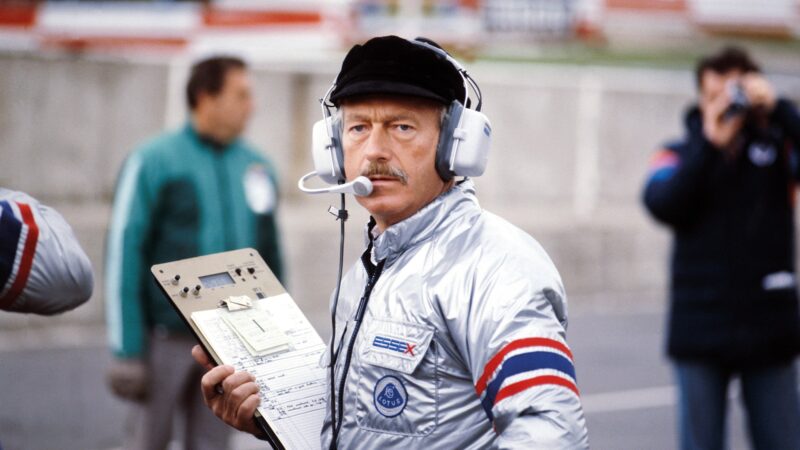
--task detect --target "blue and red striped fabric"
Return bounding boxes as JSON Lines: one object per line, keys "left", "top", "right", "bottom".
{"left": 647, "top": 149, "right": 681, "bottom": 182}
{"left": 0, "top": 200, "right": 22, "bottom": 290}
{"left": 0, "top": 200, "right": 39, "bottom": 308}
{"left": 475, "top": 337, "right": 579, "bottom": 421}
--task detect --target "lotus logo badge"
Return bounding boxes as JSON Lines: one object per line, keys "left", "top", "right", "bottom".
{"left": 373, "top": 375, "right": 407, "bottom": 418}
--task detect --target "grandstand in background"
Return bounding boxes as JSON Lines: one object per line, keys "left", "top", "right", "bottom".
{"left": 0, "top": 1, "right": 798, "bottom": 56}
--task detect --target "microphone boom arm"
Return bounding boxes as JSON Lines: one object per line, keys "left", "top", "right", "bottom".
{"left": 297, "top": 171, "right": 373, "bottom": 197}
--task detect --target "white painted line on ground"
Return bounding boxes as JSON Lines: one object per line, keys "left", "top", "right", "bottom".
{"left": 0, "top": 325, "right": 106, "bottom": 352}
{"left": 581, "top": 382, "right": 800, "bottom": 414}
{"left": 582, "top": 385, "right": 676, "bottom": 413}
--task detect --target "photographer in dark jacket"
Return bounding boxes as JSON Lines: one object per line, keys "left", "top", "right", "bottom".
{"left": 643, "top": 47, "right": 800, "bottom": 450}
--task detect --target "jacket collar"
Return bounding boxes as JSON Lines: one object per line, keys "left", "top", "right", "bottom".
{"left": 183, "top": 122, "right": 235, "bottom": 152}
{"left": 364, "top": 179, "right": 480, "bottom": 266}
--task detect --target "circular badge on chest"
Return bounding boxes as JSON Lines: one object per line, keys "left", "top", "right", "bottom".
{"left": 748, "top": 142, "right": 777, "bottom": 167}
{"left": 373, "top": 375, "right": 407, "bottom": 418}
{"left": 243, "top": 163, "right": 276, "bottom": 214}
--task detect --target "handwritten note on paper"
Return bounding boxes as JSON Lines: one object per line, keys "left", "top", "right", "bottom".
{"left": 191, "top": 293, "right": 327, "bottom": 450}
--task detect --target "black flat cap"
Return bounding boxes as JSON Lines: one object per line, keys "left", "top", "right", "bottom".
{"left": 329, "top": 35, "right": 466, "bottom": 106}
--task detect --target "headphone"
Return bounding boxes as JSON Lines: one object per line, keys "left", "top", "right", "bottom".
{"left": 299, "top": 37, "right": 492, "bottom": 195}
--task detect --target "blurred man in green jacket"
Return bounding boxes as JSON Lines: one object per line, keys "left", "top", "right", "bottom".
{"left": 105, "top": 56, "right": 284, "bottom": 450}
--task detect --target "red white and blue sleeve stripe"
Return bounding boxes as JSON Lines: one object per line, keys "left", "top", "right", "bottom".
{"left": 0, "top": 200, "right": 39, "bottom": 309}
{"left": 647, "top": 149, "right": 681, "bottom": 182}
{"left": 475, "top": 337, "right": 579, "bottom": 421}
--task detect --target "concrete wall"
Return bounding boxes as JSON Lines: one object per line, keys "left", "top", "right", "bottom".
{"left": 2, "top": 50, "right": 799, "bottom": 337}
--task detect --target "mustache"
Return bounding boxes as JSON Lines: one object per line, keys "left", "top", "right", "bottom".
{"left": 361, "top": 162, "right": 408, "bottom": 185}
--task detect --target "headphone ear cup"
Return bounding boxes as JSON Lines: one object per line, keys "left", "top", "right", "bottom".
{"left": 435, "top": 101, "right": 464, "bottom": 181}
{"left": 435, "top": 101, "right": 492, "bottom": 181}
{"left": 311, "top": 116, "right": 346, "bottom": 184}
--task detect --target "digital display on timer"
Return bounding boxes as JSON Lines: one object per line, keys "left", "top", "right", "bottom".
{"left": 199, "top": 271, "right": 235, "bottom": 289}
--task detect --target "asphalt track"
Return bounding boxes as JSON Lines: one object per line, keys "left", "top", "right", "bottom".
{"left": 0, "top": 308, "right": 790, "bottom": 450}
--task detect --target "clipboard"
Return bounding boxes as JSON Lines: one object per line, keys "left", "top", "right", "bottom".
{"left": 151, "top": 248, "right": 327, "bottom": 450}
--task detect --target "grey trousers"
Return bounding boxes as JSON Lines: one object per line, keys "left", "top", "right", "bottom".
{"left": 123, "top": 333, "right": 232, "bottom": 450}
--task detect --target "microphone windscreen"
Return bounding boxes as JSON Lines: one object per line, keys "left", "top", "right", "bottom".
{"left": 352, "top": 177, "right": 373, "bottom": 196}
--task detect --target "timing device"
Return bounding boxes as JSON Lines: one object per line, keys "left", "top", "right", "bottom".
{"left": 151, "top": 248, "right": 327, "bottom": 450}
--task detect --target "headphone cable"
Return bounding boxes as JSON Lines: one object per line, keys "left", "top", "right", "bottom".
{"left": 466, "top": 72, "right": 483, "bottom": 111}
{"left": 328, "top": 192, "right": 348, "bottom": 449}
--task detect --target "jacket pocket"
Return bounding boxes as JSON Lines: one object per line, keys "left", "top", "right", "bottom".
{"left": 354, "top": 317, "right": 438, "bottom": 436}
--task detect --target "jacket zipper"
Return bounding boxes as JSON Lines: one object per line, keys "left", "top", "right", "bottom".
{"left": 331, "top": 258, "right": 385, "bottom": 449}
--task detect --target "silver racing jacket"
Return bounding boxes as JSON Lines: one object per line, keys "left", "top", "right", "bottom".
{"left": 0, "top": 188, "right": 94, "bottom": 314}
{"left": 320, "top": 181, "right": 589, "bottom": 449}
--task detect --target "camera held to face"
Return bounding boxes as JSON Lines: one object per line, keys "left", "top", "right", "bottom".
{"left": 725, "top": 81, "right": 749, "bottom": 119}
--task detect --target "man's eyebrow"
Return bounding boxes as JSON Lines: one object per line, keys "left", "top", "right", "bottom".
{"left": 343, "top": 112, "right": 370, "bottom": 122}
{"left": 344, "top": 112, "right": 418, "bottom": 123}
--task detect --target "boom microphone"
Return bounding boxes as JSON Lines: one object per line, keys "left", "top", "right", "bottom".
{"left": 297, "top": 172, "right": 373, "bottom": 196}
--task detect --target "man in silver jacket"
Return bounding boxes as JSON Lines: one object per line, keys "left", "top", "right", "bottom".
{"left": 195, "top": 35, "right": 589, "bottom": 449}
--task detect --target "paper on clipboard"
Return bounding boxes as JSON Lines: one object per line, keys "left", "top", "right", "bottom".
{"left": 221, "top": 308, "right": 291, "bottom": 356}
{"left": 191, "top": 293, "right": 327, "bottom": 450}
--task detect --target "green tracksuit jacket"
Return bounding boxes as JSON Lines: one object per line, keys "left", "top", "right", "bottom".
{"left": 105, "top": 123, "right": 284, "bottom": 358}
